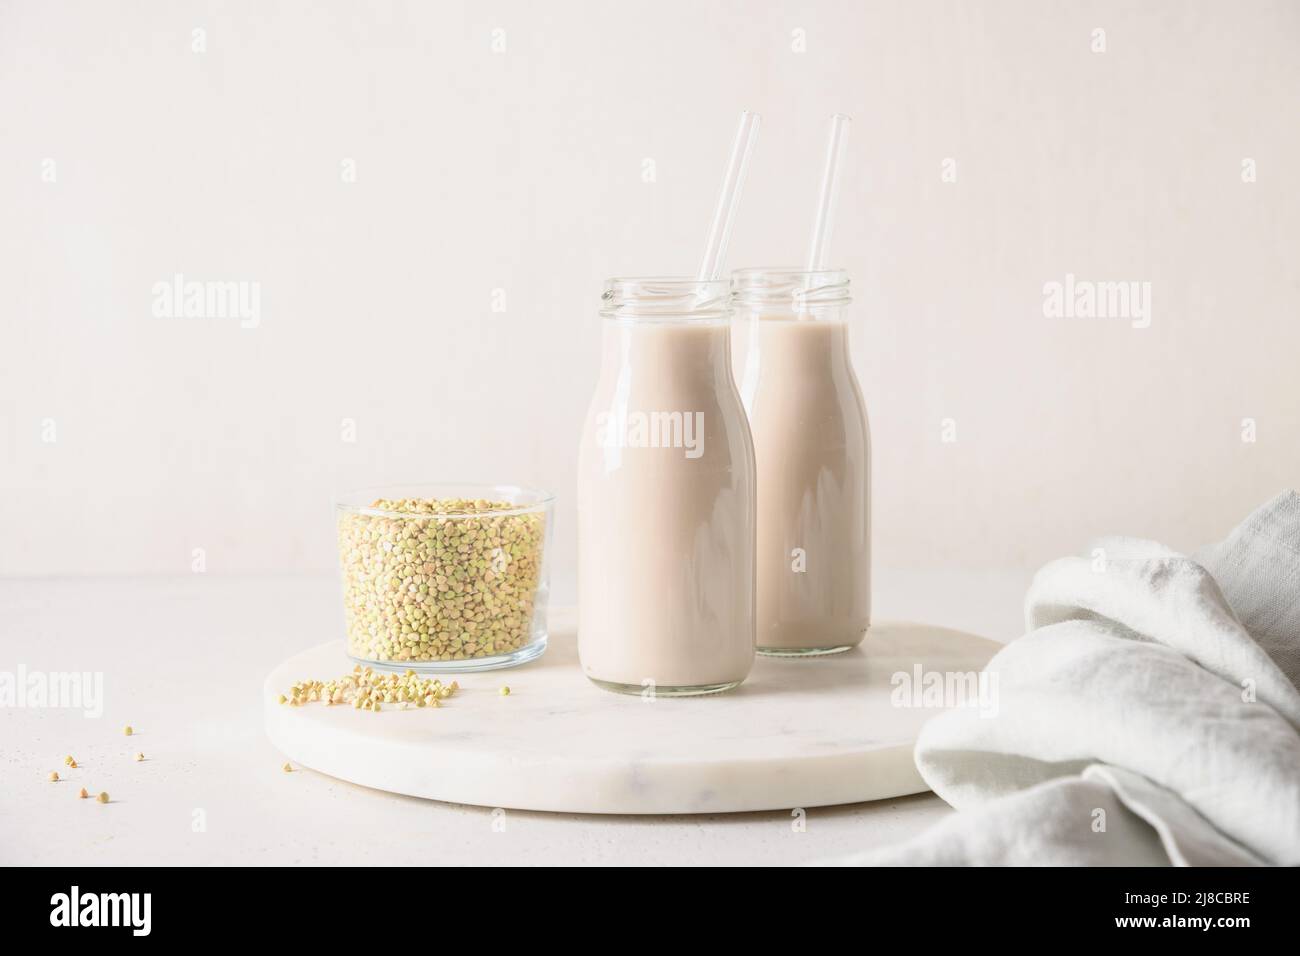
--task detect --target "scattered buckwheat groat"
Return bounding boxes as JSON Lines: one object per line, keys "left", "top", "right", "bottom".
{"left": 64, "top": 755, "right": 75, "bottom": 766}
{"left": 48, "top": 771, "right": 59, "bottom": 782}
{"left": 282, "top": 762, "right": 292, "bottom": 773}
{"left": 123, "top": 725, "right": 133, "bottom": 736}
{"left": 499, "top": 686, "right": 511, "bottom": 697}
{"left": 134, "top": 753, "right": 144, "bottom": 762}
{"left": 97, "top": 792, "right": 109, "bottom": 803}
{"left": 78, "top": 788, "right": 88, "bottom": 799}
{"left": 280, "top": 665, "right": 462, "bottom": 713}
{"left": 337, "top": 497, "right": 545, "bottom": 664}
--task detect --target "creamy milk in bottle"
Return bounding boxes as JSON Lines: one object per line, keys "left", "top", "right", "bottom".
{"left": 732, "top": 268, "right": 870, "bottom": 654}
{"left": 578, "top": 277, "right": 756, "bottom": 694}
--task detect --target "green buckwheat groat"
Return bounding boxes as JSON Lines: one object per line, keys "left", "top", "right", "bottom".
{"left": 338, "top": 497, "right": 544, "bottom": 664}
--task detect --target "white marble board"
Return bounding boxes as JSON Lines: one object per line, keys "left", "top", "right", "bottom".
{"left": 263, "top": 610, "right": 998, "bottom": 814}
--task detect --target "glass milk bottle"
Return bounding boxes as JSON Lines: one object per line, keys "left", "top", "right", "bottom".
{"left": 578, "top": 277, "right": 756, "bottom": 695}
{"left": 732, "top": 268, "right": 870, "bottom": 655}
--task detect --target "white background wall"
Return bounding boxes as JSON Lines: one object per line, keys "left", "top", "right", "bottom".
{"left": 3, "top": 0, "right": 1298, "bottom": 600}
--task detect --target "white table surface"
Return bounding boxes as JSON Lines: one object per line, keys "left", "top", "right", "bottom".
{"left": 0, "top": 570, "right": 1027, "bottom": 866}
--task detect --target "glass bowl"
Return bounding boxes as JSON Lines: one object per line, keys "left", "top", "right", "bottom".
{"left": 335, "top": 484, "right": 554, "bottom": 672}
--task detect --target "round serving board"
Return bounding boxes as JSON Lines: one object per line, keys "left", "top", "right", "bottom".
{"left": 263, "top": 609, "right": 999, "bottom": 814}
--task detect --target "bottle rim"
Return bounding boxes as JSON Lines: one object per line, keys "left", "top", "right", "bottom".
{"left": 730, "top": 267, "right": 851, "bottom": 309}
{"left": 600, "top": 276, "right": 732, "bottom": 321}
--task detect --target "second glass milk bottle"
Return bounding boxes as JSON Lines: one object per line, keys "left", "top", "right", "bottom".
{"left": 578, "top": 277, "right": 756, "bottom": 695}
{"left": 732, "top": 267, "right": 871, "bottom": 655}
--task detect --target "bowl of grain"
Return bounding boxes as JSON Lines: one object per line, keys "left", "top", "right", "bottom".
{"left": 335, "top": 484, "right": 554, "bottom": 672}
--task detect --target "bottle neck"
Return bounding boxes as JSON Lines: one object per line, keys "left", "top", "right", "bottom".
{"left": 733, "top": 305, "right": 856, "bottom": 411}
{"left": 600, "top": 317, "right": 734, "bottom": 379}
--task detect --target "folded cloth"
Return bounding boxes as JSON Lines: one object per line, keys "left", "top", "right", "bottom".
{"left": 832, "top": 491, "right": 1300, "bottom": 866}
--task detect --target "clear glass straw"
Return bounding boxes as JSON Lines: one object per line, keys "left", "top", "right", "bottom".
{"left": 805, "top": 113, "right": 851, "bottom": 272}
{"left": 697, "top": 110, "right": 762, "bottom": 281}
